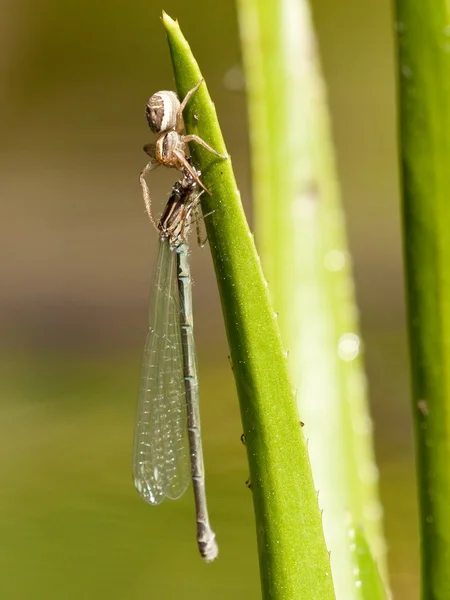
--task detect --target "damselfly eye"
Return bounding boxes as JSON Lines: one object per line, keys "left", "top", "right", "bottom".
{"left": 146, "top": 90, "right": 180, "bottom": 133}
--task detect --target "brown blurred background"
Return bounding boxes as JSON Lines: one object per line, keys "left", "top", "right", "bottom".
{"left": 0, "top": 0, "right": 417, "bottom": 598}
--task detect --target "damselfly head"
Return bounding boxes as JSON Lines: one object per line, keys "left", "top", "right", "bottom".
{"left": 146, "top": 90, "right": 180, "bottom": 134}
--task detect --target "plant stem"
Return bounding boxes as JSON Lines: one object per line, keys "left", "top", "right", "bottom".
{"left": 394, "top": 2, "right": 450, "bottom": 598}
{"left": 163, "top": 12, "right": 335, "bottom": 600}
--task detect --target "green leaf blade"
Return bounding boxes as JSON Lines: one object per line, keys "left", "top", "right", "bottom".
{"left": 350, "top": 524, "right": 390, "bottom": 600}
{"left": 163, "top": 12, "right": 336, "bottom": 600}
{"left": 236, "top": 0, "right": 389, "bottom": 598}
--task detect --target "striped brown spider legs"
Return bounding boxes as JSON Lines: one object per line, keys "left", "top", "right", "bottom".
{"left": 174, "top": 79, "right": 204, "bottom": 133}
{"left": 139, "top": 144, "right": 159, "bottom": 230}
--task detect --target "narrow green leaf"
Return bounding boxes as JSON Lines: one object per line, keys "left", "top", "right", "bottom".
{"left": 394, "top": 1, "right": 450, "bottom": 598}
{"left": 162, "top": 12, "right": 335, "bottom": 600}
{"left": 236, "top": 0, "right": 388, "bottom": 598}
{"left": 349, "top": 524, "right": 390, "bottom": 600}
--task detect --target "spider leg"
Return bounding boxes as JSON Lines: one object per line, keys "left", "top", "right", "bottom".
{"left": 139, "top": 159, "right": 160, "bottom": 230}
{"left": 173, "top": 150, "right": 212, "bottom": 196}
{"left": 176, "top": 79, "right": 204, "bottom": 132}
{"left": 183, "top": 134, "right": 228, "bottom": 159}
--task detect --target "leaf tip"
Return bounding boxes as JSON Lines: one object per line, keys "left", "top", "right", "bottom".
{"left": 162, "top": 11, "right": 177, "bottom": 29}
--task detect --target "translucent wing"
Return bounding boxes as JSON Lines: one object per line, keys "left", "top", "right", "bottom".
{"left": 132, "top": 239, "right": 190, "bottom": 505}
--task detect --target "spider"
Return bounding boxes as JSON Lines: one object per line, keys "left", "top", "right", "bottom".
{"left": 140, "top": 79, "right": 228, "bottom": 229}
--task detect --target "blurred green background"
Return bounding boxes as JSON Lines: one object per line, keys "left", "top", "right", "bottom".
{"left": 0, "top": 0, "right": 417, "bottom": 598}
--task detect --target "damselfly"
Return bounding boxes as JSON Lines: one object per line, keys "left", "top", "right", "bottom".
{"left": 132, "top": 172, "right": 218, "bottom": 562}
